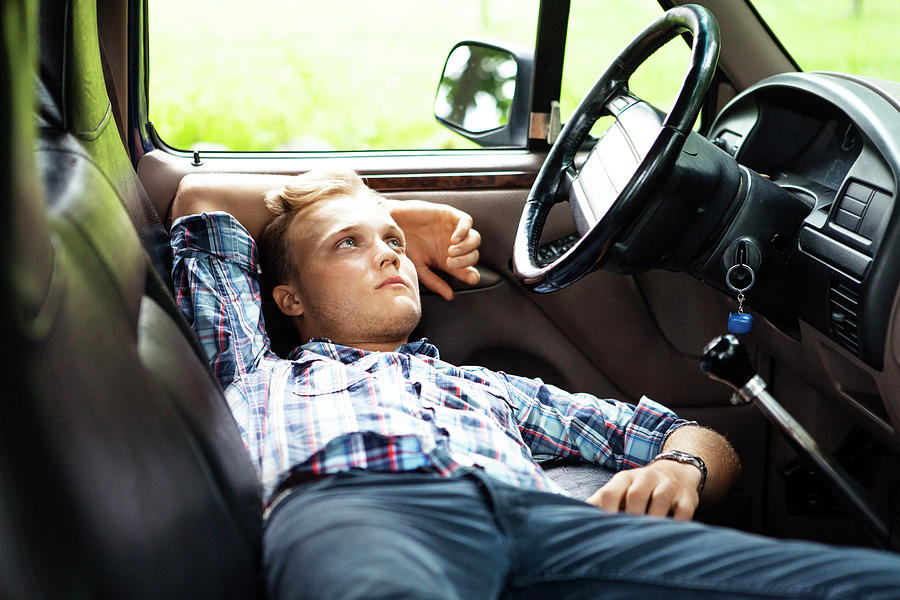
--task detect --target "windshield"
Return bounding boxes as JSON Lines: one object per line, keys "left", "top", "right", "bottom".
{"left": 751, "top": 0, "right": 900, "bottom": 81}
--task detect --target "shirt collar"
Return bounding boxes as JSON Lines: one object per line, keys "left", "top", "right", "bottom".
{"left": 288, "top": 337, "right": 440, "bottom": 363}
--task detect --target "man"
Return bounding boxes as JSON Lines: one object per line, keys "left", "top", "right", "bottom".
{"left": 171, "top": 170, "right": 900, "bottom": 599}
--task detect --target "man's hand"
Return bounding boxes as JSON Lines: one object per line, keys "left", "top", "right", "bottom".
{"left": 587, "top": 425, "right": 740, "bottom": 521}
{"left": 586, "top": 460, "right": 701, "bottom": 521}
{"left": 384, "top": 199, "right": 481, "bottom": 301}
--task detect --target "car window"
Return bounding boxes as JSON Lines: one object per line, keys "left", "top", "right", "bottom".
{"left": 560, "top": 1, "right": 691, "bottom": 128}
{"left": 750, "top": 0, "right": 900, "bottom": 81}
{"left": 149, "top": 0, "right": 539, "bottom": 152}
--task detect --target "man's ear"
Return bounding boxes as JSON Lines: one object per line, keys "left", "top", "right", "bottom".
{"left": 272, "top": 284, "right": 304, "bottom": 317}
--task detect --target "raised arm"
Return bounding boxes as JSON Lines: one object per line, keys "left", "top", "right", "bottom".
{"left": 169, "top": 173, "right": 286, "bottom": 240}
{"left": 169, "top": 173, "right": 481, "bottom": 300}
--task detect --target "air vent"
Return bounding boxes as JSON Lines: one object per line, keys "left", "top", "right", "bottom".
{"left": 829, "top": 282, "right": 861, "bottom": 356}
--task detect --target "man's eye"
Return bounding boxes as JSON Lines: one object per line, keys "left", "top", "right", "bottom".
{"left": 337, "top": 238, "right": 356, "bottom": 249}
{"left": 388, "top": 238, "right": 404, "bottom": 250}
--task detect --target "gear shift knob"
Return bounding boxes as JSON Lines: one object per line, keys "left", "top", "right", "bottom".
{"left": 700, "top": 334, "right": 756, "bottom": 391}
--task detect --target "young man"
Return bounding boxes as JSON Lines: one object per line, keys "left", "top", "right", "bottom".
{"left": 171, "top": 170, "right": 900, "bottom": 599}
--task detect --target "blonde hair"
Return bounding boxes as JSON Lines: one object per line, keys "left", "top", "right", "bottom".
{"left": 259, "top": 169, "right": 381, "bottom": 287}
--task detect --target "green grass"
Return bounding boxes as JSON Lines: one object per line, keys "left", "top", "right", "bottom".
{"left": 753, "top": 0, "right": 900, "bottom": 79}
{"left": 149, "top": 0, "right": 900, "bottom": 152}
{"left": 149, "top": 0, "right": 539, "bottom": 151}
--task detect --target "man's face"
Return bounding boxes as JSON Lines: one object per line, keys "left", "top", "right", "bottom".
{"left": 278, "top": 193, "right": 422, "bottom": 351}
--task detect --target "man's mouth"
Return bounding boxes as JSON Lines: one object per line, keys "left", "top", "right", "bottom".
{"left": 377, "top": 276, "right": 407, "bottom": 290}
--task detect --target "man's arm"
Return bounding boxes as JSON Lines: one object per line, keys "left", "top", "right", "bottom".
{"left": 169, "top": 173, "right": 481, "bottom": 300}
{"left": 496, "top": 369, "right": 738, "bottom": 520}
{"left": 169, "top": 212, "right": 269, "bottom": 389}
{"left": 587, "top": 425, "right": 740, "bottom": 520}
{"left": 169, "top": 173, "right": 286, "bottom": 239}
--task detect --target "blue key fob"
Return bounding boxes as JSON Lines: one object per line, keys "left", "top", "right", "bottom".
{"left": 728, "top": 312, "right": 754, "bottom": 334}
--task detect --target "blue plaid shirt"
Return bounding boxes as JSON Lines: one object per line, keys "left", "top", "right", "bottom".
{"left": 171, "top": 212, "right": 692, "bottom": 503}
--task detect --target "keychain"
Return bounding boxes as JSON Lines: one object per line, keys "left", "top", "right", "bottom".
{"left": 726, "top": 262, "right": 755, "bottom": 334}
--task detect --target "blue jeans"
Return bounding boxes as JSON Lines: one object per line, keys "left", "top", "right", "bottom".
{"left": 263, "top": 470, "right": 900, "bottom": 599}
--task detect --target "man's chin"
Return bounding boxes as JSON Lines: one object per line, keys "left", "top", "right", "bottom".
{"left": 387, "top": 302, "right": 422, "bottom": 338}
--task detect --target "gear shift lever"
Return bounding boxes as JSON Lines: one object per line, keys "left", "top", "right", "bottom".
{"left": 701, "top": 334, "right": 897, "bottom": 550}
{"left": 700, "top": 334, "right": 756, "bottom": 391}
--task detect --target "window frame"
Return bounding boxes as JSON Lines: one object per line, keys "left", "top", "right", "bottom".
{"left": 128, "top": 0, "right": 764, "bottom": 166}
{"left": 129, "top": 0, "right": 574, "bottom": 164}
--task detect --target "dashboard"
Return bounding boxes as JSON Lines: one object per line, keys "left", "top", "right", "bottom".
{"left": 708, "top": 72, "right": 900, "bottom": 440}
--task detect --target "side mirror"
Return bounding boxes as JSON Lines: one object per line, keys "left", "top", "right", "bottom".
{"left": 434, "top": 41, "right": 533, "bottom": 147}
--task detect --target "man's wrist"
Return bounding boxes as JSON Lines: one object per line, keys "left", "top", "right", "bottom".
{"left": 650, "top": 450, "right": 707, "bottom": 497}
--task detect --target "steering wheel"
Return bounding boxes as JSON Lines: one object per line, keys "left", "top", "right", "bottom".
{"left": 513, "top": 4, "right": 720, "bottom": 292}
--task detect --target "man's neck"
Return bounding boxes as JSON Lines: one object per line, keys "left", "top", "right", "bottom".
{"left": 349, "top": 339, "right": 409, "bottom": 353}
{"left": 296, "top": 325, "right": 408, "bottom": 354}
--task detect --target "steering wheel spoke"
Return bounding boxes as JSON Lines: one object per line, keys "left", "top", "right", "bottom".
{"left": 605, "top": 97, "right": 666, "bottom": 161}
{"left": 603, "top": 91, "right": 640, "bottom": 117}
{"left": 568, "top": 98, "right": 666, "bottom": 235}
{"left": 565, "top": 159, "right": 611, "bottom": 236}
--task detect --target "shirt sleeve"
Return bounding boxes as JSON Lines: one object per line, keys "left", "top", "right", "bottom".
{"left": 170, "top": 211, "right": 270, "bottom": 390}
{"left": 496, "top": 372, "right": 696, "bottom": 470}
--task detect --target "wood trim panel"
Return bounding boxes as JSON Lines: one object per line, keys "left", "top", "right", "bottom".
{"left": 137, "top": 148, "right": 545, "bottom": 219}
{"left": 363, "top": 171, "right": 536, "bottom": 192}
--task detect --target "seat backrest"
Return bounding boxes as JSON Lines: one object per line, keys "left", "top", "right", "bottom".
{"left": 2, "top": 0, "right": 264, "bottom": 596}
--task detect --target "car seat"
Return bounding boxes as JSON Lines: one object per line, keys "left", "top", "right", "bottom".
{"left": 1, "top": 0, "right": 264, "bottom": 596}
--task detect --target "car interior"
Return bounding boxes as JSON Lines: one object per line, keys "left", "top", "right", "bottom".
{"left": 4, "top": 0, "right": 899, "bottom": 596}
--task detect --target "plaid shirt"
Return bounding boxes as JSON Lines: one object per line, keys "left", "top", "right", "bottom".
{"left": 171, "top": 212, "right": 692, "bottom": 503}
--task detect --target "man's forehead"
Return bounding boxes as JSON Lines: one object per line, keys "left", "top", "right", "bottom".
{"left": 290, "top": 194, "right": 396, "bottom": 243}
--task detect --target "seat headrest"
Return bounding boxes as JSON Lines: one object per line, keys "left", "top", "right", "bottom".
{"left": 37, "top": 0, "right": 112, "bottom": 138}
{"left": 4, "top": 0, "right": 55, "bottom": 343}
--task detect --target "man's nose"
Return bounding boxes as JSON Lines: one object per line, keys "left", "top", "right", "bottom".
{"left": 374, "top": 241, "right": 400, "bottom": 269}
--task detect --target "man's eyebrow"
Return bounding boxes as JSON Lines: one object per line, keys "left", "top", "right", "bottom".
{"left": 324, "top": 224, "right": 362, "bottom": 240}
{"left": 386, "top": 222, "right": 406, "bottom": 243}
{"left": 318, "top": 221, "right": 405, "bottom": 246}
{"left": 304, "top": 224, "right": 357, "bottom": 251}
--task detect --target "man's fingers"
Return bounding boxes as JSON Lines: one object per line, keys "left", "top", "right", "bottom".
{"left": 449, "top": 266, "right": 480, "bottom": 286}
{"left": 417, "top": 265, "right": 453, "bottom": 301}
{"left": 587, "top": 473, "right": 630, "bottom": 512}
{"left": 647, "top": 490, "right": 696, "bottom": 520}
{"left": 440, "top": 265, "right": 480, "bottom": 289}
{"left": 449, "top": 227, "right": 481, "bottom": 257}
{"left": 447, "top": 248, "right": 480, "bottom": 271}
{"left": 623, "top": 481, "right": 653, "bottom": 515}
{"left": 670, "top": 499, "right": 696, "bottom": 521}
{"left": 417, "top": 264, "right": 480, "bottom": 301}
{"left": 646, "top": 484, "right": 678, "bottom": 518}
{"left": 450, "top": 213, "right": 474, "bottom": 244}
{"left": 586, "top": 487, "right": 623, "bottom": 513}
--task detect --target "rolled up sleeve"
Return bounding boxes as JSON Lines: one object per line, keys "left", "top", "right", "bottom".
{"left": 170, "top": 212, "right": 269, "bottom": 390}
{"left": 499, "top": 373, "right": 695, "bottom": 470}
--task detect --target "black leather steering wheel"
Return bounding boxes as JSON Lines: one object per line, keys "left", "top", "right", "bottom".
{"left": 513, "top": 4, "right": 720, "bottom": 292}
